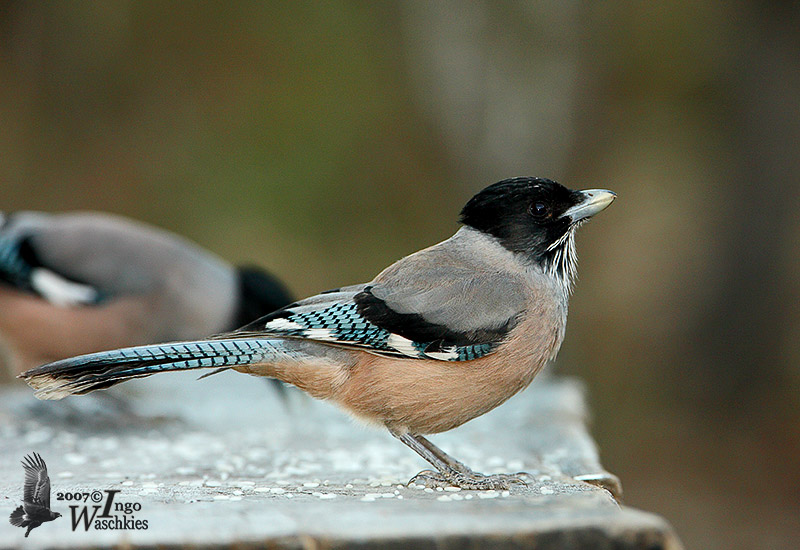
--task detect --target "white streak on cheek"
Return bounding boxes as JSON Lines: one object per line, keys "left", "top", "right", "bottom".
{"left": 544, "top": 228, "right": 578, "bottom": 296}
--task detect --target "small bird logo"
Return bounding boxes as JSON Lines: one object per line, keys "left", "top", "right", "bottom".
{"left": 8, "top": 452, "right": 61, "bottom": 537}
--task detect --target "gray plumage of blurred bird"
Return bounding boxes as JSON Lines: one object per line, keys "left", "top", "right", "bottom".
{"left": 21, "top": 177, "right": 615, "bottom": 489}
{"left": 0, "top": 211, "right": 292, "bottom": 377}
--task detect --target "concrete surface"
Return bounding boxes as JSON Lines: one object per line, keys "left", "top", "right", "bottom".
{"left": 0, "top": 370, "right": 682, "bottom": 549}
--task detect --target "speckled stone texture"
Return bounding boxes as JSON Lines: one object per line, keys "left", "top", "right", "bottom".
{"left": 0, "top": 371, "right": 681, "bottom": 549}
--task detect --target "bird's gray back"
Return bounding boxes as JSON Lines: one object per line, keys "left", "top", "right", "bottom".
{"left": 369, "top": 227, "right": 562, "bottom": 336}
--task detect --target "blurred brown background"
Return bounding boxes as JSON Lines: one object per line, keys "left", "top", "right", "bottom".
{"left": 1, "top": 2, "right": 797, "bottom": 548}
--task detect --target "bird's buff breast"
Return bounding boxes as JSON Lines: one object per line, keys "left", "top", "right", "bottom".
{"left": 335, "top": 305, "right": 566, "bottom": 434}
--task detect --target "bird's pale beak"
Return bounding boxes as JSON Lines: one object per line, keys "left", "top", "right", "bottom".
{"left": 564, "top": 189, "right": 616, "bottom": 222}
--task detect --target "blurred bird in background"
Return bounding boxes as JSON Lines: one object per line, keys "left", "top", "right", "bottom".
{"left": 0, "top": 211, "right": 293, "bottom": 381}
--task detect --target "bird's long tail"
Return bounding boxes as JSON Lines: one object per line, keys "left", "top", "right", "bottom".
{"left": 19, "top": 339, "right": 291, "bottom": 400}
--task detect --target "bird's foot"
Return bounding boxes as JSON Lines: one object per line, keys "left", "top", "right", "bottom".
{"left": 409, "top": 468, "right": 529, "bottom": 490}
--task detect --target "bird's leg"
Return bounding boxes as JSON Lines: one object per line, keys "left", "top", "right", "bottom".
{"left": 391, "top": 431, "right": 528, "bottom": 490}
{"left": 410, "top": 433, "right": 475, "bottom": 473}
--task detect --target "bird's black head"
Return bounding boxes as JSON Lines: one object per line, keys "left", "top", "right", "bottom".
{"left": 460, "top": 177, "right": 615, "bottom": 276}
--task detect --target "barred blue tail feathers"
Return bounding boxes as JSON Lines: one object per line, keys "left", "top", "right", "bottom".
{"left": 20, "top": 339, "right": 288, "bottom": 400}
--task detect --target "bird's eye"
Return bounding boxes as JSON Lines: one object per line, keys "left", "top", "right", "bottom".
{"left": 529, "top": 201, "right": 549, "bottom": 218}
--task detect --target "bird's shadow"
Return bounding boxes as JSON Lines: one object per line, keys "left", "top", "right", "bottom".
{"left": 19, "top": 391, "right": 180, "bottom": 433}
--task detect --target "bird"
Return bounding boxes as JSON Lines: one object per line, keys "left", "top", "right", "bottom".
{"left": 8, "top": 452, "right": 61, "bottom": 537}
{"left": 19, "top": 177, "right": 615, "bottom": 490}
{"left": 0, "top": 211, "right": 293, "bottom": 378}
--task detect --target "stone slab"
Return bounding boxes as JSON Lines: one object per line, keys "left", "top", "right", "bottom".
{"left": 0, "top": 371, "right": 681, "bottom": 549}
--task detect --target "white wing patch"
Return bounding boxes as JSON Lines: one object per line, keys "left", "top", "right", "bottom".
{"left": 387, "top": 333, "right": 420, "bottom": 357}
{"left": 264, "top": 318, "right": 304, "bottom": 331}
{"left": 31, "top": 268, "right": 99, "bottom": 307}
{"left": 304, "top": 328, "right": 336, "bottom": 341}
{"left": 424, "top": 349, "right": 460, "bottom": 361}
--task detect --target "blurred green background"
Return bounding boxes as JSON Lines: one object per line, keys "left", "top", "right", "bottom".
{"left": 1, "top": 2, "right": 797, "bottom": 548}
